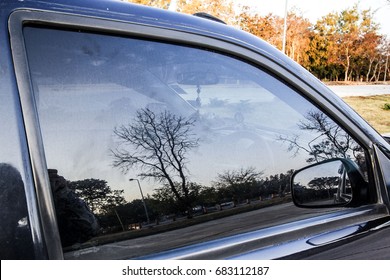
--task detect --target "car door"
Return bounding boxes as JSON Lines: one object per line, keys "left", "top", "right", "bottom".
{"left": 8, "top": 8, "right": 390, "bottom": 260}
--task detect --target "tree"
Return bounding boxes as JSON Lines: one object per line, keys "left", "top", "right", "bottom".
{"left": 379, "top": 37, "right": 390, "bottom": 82}
{"left": 238, "top": 9, "right": 283, "bottom": 50}
{"left": 257, "top": 170, "right": 294, "bottom": 199}
{"left": 126, "top": 1, "right": 386, "bottom": 81}
{"left": 310, "top": 6, "right": 380, "bottom": 81}
{"left": 115, "top": 198, "right": 158, "bottom": 225}
{"left": 308, "top": 12, "right": 342, "bottom": 80}
{"left": 358, "top": 31, "right": 382, "bottom": 81}
{"left": 214, "top": 166, "right": 262, "bottom": 187}
{"left": 124, "top": 0, "right": 170, "bottom": 9}
{"left": 112, "top": 108, "right": 199, "bottom": 218}
{"left": 238, "top": 8, "right": 312, "bottom": 67}
{"left": 284, "top": 11, "right": 312, "bottom": 66}
{"left": 125, "top": 0, "right": 236, "bottom": 25}
{"left": 68, "top": 179, "right": 126, "bottom": 215}
{"left": 308, "top": 176, "right": 339, "bottom": 190}
{"left": 152, "top": 182, "right": 205, "bottom": 215}
{"left": 213, "top": 167, "right": 263, "bottom": 205}
{"left": 337, "top": 7, "right": 360, "bottom": 81}
{"left": 279, "top": 110, "right": 365, "bottom": 168}
{"left": 178, "top": 0, "right": 235, "bottom": 25}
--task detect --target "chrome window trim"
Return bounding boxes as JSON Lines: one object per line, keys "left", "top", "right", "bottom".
{"left": 8, "top": 9, "right": 386, "bottom": 259}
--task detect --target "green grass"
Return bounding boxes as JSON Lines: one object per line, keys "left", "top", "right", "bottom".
{"left": 342, "top": 94, "right": 390, "bottom": 134}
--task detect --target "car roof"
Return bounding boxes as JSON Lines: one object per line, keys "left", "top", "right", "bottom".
{"left": 1, "top": 0, "right": 284, "bottom": 61}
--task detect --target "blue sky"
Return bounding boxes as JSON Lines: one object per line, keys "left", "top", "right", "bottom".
{"left": 237, "top": 0, "right": 390, "bottom": 37}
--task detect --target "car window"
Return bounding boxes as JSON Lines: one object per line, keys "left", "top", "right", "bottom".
{"left": 23, "top": 26, "right": 369, "bottom": 259}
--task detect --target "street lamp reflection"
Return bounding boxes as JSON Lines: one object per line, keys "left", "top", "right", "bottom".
{"left": 129, "top": 178, "right": 151, "bottom": 225}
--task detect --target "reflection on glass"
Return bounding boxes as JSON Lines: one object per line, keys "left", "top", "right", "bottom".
{"left": 23, "top": 26, "right": 367, "bottom": 259}
{"left": 278, "top": 110, "right": 366, "bottom": 169}
{"left": 112, "top": 108, "right": 199, "bottom": 218}
{"left": 292, "top": 160, "right": 352, "bottom": 207}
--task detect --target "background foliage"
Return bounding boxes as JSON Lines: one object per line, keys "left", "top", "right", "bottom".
{"left": 125, "top": 0, "right": 390, "bottom": 82}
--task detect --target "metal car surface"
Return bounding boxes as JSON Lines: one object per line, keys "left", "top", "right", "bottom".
{"left": 1, "top": 0, "right": 389, "bottom": 260}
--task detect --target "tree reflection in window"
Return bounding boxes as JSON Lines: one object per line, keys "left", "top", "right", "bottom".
{"left": 279, "top": 110, "right": 366, "bottom": 174}
{"left": 112, "top": 108, "right": 199, "bottom": 218}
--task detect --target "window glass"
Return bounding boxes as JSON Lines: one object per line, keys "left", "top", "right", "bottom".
{"left": 24, "top": 27, "right": 368, "bottom": 259}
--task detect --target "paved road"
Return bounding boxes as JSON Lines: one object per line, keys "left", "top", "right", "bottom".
{"left": 65, "top": 202, "right": 332, "bottom": 259}
{"left": 329, "top": 84, "right": 390, "bottom": 97}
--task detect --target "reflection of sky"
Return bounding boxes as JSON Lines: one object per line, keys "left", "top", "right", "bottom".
{"left": 36, "top": 83, "right": 309, "bottom": 200}
{"left": 24, "top": 26, "right": 347, "bottom": 201}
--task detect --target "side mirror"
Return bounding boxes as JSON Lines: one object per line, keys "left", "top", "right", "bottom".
{"left": 291, "top": 158, "right": 368, "bottom": 208}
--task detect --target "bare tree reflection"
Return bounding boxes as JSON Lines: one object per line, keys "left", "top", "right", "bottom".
{"left": 279, "top": 110, "right": 365, "bottom": 166}
{"left": 112, "top": 108, "right": 199, "bottom": 218}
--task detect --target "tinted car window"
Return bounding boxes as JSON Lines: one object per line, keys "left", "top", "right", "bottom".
{"left": 23, "top": 26, "right": 369, "bottom": 259}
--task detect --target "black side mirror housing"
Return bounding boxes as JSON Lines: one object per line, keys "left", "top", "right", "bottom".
{"left": 291, "top": 158, "right": 369, "bottom": 208}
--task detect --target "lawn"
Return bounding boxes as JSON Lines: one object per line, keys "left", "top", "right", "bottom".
{"left": 342, "top": 94, "right": 390, "bottom": 134}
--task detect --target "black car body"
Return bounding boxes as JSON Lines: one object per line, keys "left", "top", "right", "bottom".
{"left": 1, "top": 0, "right": 390, "bottom": 260}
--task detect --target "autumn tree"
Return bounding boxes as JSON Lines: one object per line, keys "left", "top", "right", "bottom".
{"left": 237, "top": 6, "right": 284, "bottom": 49}
{"left": 310, "top": 5, "right": 380, "bottom": 81}
{"left": 112, "top": 108, "right": 199, "bottom": 218}
{"left": 239, "top": 4, "right": 382, "bottom": 81}
{"left": 125, "top": 0, "right": 236, "bottom": 25}
{"left": 238, "top": 8, "right": 312, "bottom": 66}
{"left": 125, "top": 1, "right": 388, "bottom": 81}
{"left": 177, "top": 0, "right": 235, "bottom": 25}
{"left": 284, "top": 11, "right": 312, "bottom": 66}
{"left": 337, "top": 7, "right": 361, "bottom": 81}
{"left": 359, "top": 31, "right": 382, "bottom": 81}
{"left": 124, "top": 0, "right": 170, "bottom": 9}
{"left": 377, "top": 37, "right": 390, "bottom": 82}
